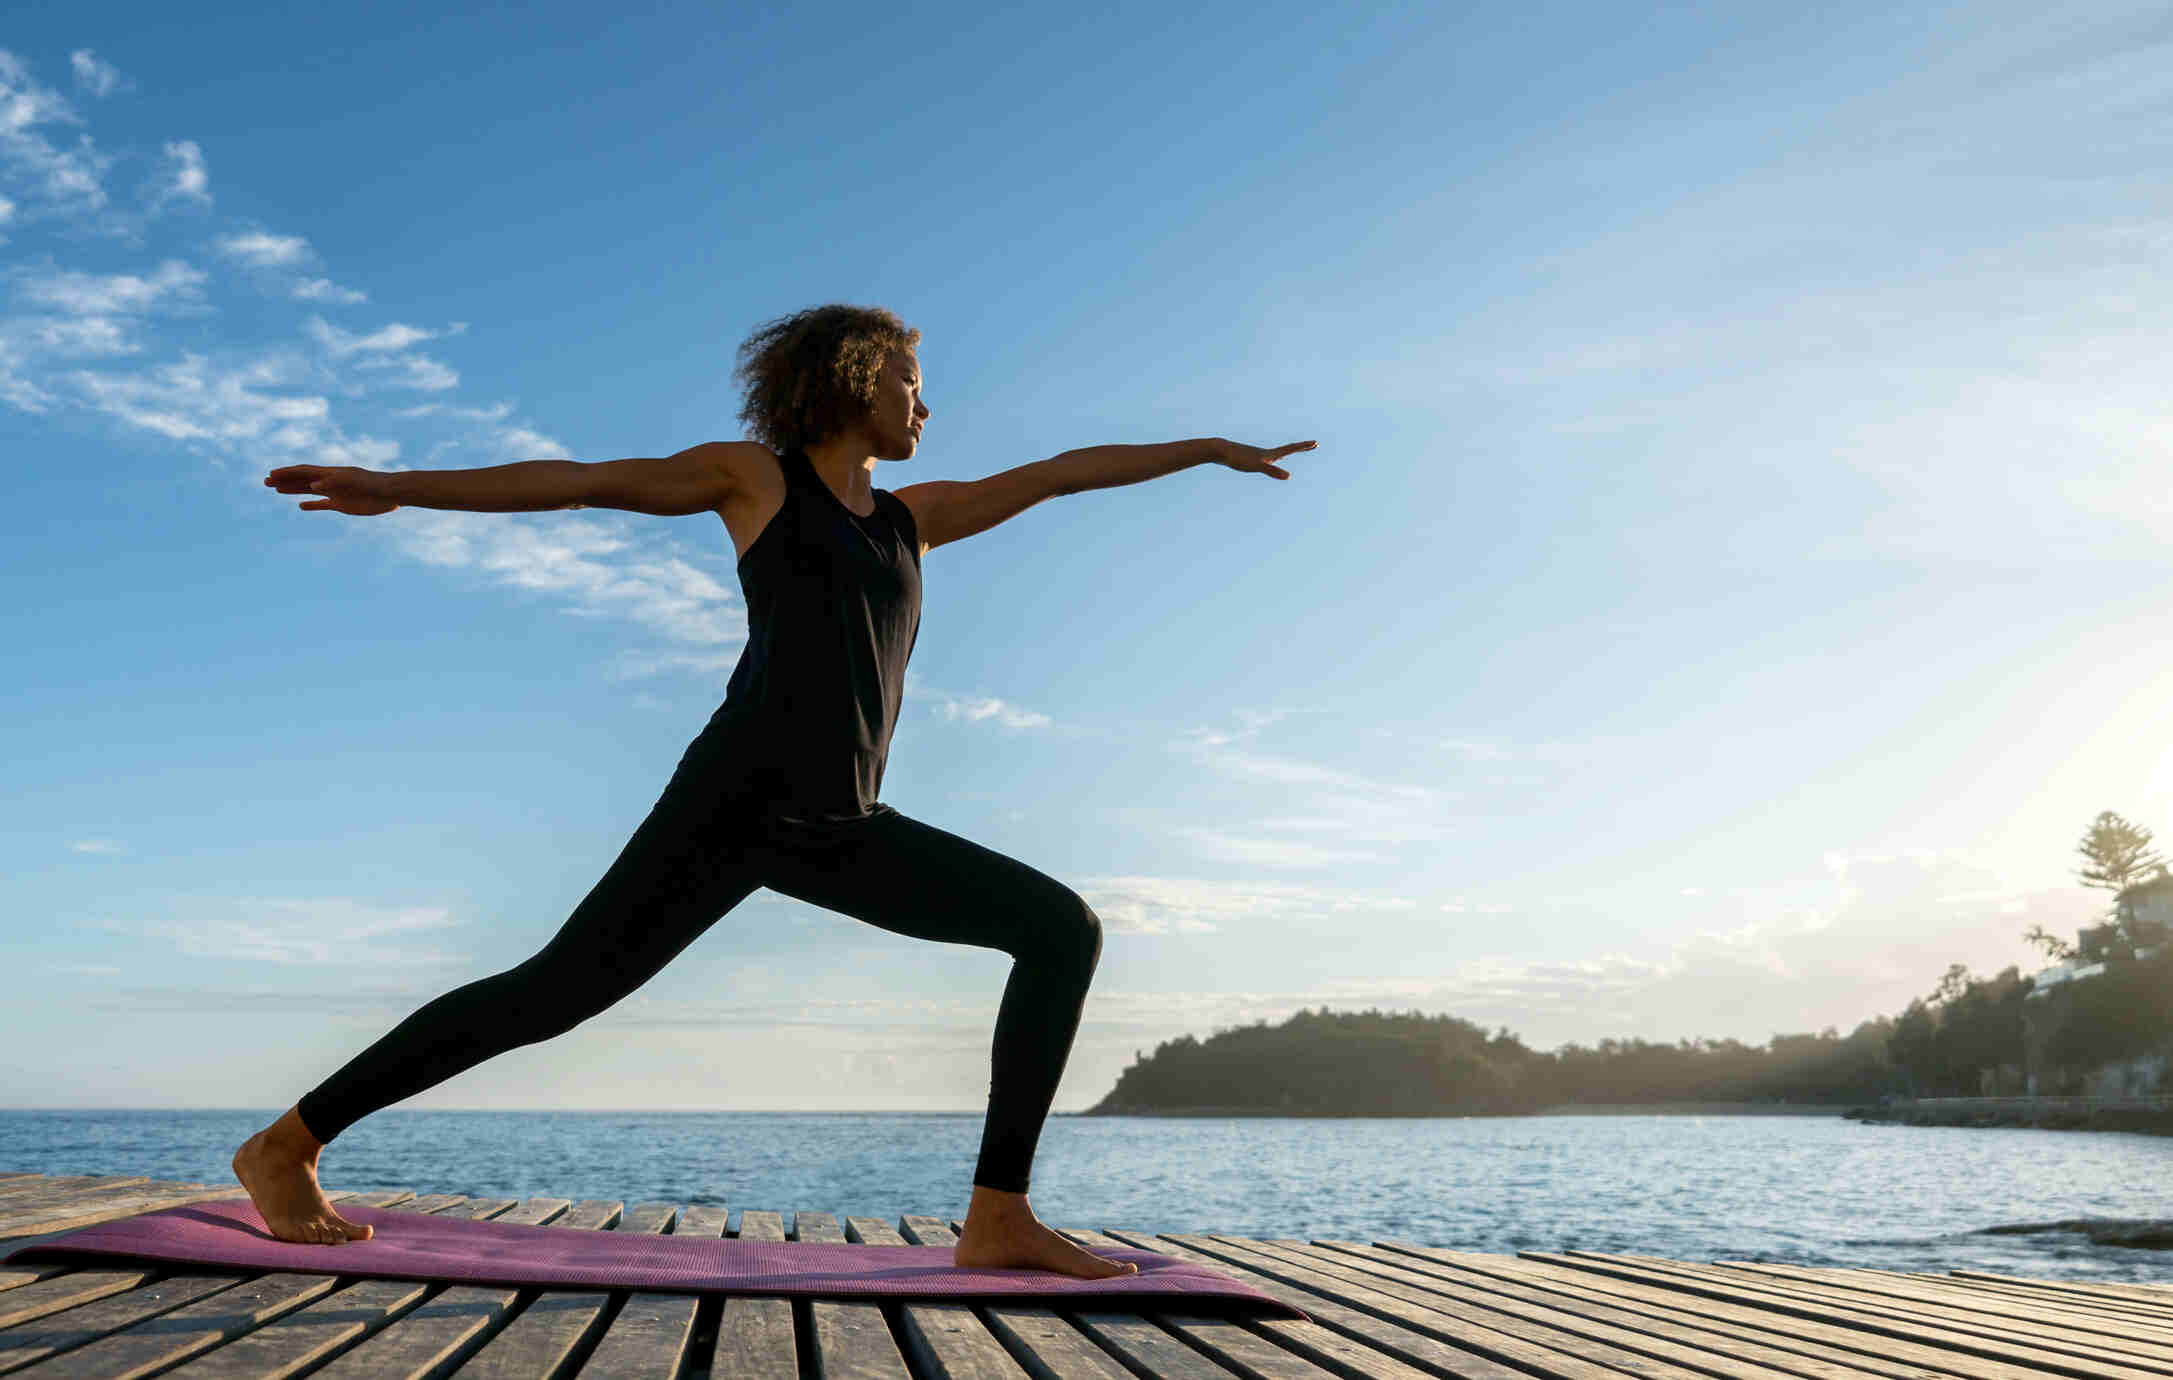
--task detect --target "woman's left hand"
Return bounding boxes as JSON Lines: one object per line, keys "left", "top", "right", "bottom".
{"left": 1213, "top": 438, "right": 1317, "bottom": 480}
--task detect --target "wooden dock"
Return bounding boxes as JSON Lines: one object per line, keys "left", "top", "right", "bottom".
{"left": 0, "top": 1170, "right": 2166, "bottom": 1378}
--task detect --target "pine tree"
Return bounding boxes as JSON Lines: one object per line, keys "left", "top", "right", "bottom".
{"left": 2076, "top": 811, "right": 2164, "bottom": 894}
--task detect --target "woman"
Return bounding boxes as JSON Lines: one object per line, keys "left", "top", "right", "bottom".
{"left": 237, "top": 303, "right": 1316, "bottom": 1278}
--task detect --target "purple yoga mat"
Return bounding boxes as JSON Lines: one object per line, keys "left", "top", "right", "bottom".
{"left": 3, "top": 1201, "right": 1308, "bottom": 1320}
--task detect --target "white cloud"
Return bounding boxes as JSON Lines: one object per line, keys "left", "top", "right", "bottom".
{"left": 217, "top": 231, "right": 309, "bottom": 267}
{"left": 38, "top": 960, "right": 120, "bottom": 978}
{"left": 1308, "top": 852, "right": 2098, "bottom": 1048}
{"left": 933, "top": 692, "right": 1052, "bottom": 731}
{"left": 0, "top": 49, "right": 110, "bottom": 215}
{"left": 155, "top": 139, "right": 208, "bottom": 207}
{"left": 357, "top": 350, "right": 458, "bottom": 390}
{"left": 301, "top": 316, "right": 461, "bottom": 390}
{"left": 306, "top": 315, "right": 444, "bottom": 355}
{"left": 1166, "top": 827, "right": 1398, "bottom": 869}
{"left": 396, "top": 400, "right": 510, "bottom": 422}
{"left": 69, "top": 838, "right": 127, "bottom": 855}
{"left": 61, "top": 350, "right": 396, "bottom": 467}
{"left": 4, "top": 314, "right": 141, "bottom": 359}
{"left": 1072, "top": 872, "right": 1418, "bottom": 937}
{"left": 16, "top": 258, "right": 205, "bottom": 315}
{"left": 387, "top": 510, "right": 739, "bottom": 647}
{"left": 495, "top": 425, "right": 566, "bottom": 456}
{"left": 292, "top": 276, "right": 364, "bottom": 304}
{"left": 68, "top": 50, "right": 125, "bottom": 99}
{"left": 123, "top": 896, "right": 468, "bottom": 967}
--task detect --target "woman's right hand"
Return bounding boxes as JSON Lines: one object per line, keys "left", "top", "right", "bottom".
{"left": 264, "top": 465, "right": 400, "bottom": 516}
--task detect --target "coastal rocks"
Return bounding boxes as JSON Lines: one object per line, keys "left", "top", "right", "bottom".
{"left": 1977, "top": 1220, "right": 2173, "bottom": 1249}
{"left": 1846, "top": 1097, "right": 2173, "bottom": 1135}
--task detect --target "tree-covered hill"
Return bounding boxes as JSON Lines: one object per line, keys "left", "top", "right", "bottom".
{"left": 1084, "top": 1007, "right": 1900, "bottom": 1115}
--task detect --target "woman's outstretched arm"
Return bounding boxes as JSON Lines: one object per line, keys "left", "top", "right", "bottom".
{"left": 264, "top": 442, "right": 743, "bottom": 517}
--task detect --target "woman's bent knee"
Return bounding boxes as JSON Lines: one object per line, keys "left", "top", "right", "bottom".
{"left": 1054, "top": 894, "right": 1103, "bottom": 976}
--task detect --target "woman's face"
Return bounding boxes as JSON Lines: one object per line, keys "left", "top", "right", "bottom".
{"left": 885, "top": 350, "right": 929, "bottom": 457}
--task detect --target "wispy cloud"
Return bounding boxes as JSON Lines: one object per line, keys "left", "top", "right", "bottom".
{"left": 292, "top": 276, "right": 364, "bottom": 304}
{"left": 932, "top": 691, "right": 1052, "bottom": 730}
{"left": 68, "top": 50, "right": 126, "bottom": 99}
{"left": 0, "top": 48, "right": 110, "bottom": 216}
{"left": 303, "top": 315, "right": 461, "bottom": 390}
{"left": 16, "top": 258, "right": 206, "bottom": 315}
{"left": 386, "top": 511, "right": 737, "bottom": 646}
{"left": 217, "top": 230, "right": 309, "bottom": 267}
{"left": 0, "top": 46, "right": 1039, "bottom": 724}
{"left": 1072, "top": 872, "right": 1421, "bottom": 936}
{"left": 115, "top": 895, "right": 470, "bottom": 967}
{"left": 68, "top": 838, "right": 127, "bottom": 855}
{"left": 305, "top": 316, "right": 448, "bottom": 355}
{"left": 154, "top": 139, "right": 208, "bottom": 208}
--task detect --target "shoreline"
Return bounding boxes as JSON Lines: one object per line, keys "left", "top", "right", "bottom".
{"left": 1847, "top": 1095, "right": 2173, "bottom": 1135}
{"left": 1079, "top": 1102, "right": 1852, "bottom": 1118}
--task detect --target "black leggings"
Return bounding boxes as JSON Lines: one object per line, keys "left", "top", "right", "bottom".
{"left": 295, "top": 756, "right": 1103, "bottom": 1194}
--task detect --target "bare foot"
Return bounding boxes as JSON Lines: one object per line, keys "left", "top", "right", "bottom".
{"left": 230, "top": 1105, "right": 373, "bottom": 1245}
{"left": 954, "top": 1185, "right": 1137, "bottom": 1280}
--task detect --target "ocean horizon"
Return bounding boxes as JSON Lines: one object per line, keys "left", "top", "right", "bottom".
{"left": 6, "top": 1107, "right": 2170, "bottom": 1285}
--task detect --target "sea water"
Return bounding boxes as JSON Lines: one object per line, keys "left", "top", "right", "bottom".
{"left": 3, "top": 1109, "right": 2169, "bottom": 1283}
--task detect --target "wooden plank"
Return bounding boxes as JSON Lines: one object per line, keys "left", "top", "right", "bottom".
{"left": 1261, "top": 1236, "right": 1824, "bottom": 1380}
{"left": 1276, "top": 1237, "right": 1868, "bottom": 1380}
{"left": 1533, "top": 1252, "right": 2171, "bottom": 1380}
{"left": 0, "top": 1178, "right": 143, "bottom": 1202}
{"left": 1681, "top": 1258, "right": 2173, "bottom": 1365}
{"left": 0, "top": 1269, "right": 248, "bottom": 1374}
{"left": 393, "top": 1194, "right": 470, "bottom": 1215}
{"left": 1151, "top": 1232, "right": 1551, "bottom": 1380}
{"left": 716, "top": 1209, "right": 798, "bottom": 1379}
{"left": 797, "top": 1207, "right": 911, "bottom": 1379}
{"left": 847, "top": 1215, "right": 1026, "bottom": 1379}
{"left": 562, "top": 1202, "right": 703, "bottom": 1378}
{"left": 1566, "top": 1252, "right": 2173, "bottom": 1374}
{"left": 1303, "top": 1241, "right": 1897, "bottom": 1380}
{"left": 447, "top": 1197, "right": 613, "bottom": 1380}
{"left": 15, "top": 1192, "right": 417, "bottom": 1380}
{"left": 153, "top": 1190, "right": 453, "bottom": 1378}
{"left": 1947, "top": 1270, "right": 2173, "bottom": 1314}
{"left": 303, "top": 1197, "right": 535, "bottom": 1379}
{"left": 1174, "top": 1233, "right": 1713, "bottom": 1380}
{"left": 166, "top": 1277, "right": 438, "bottom": 1379}
{"left": 897, "top": 1217, "right": 1135, "bottom": 1380}
{"left": 6, "top": 1271, "right": 337, "bottom": 1378}
{"left": 1390, "top": 1245, "right": 2049, "bottom": 1380}
{"left": 0, "top": 1271, "right": 157, "bottom": 1332}
{"left": 555, "top": 1201, "right": 623, "bottom": 1232}
{"left": 1104, "top": 1230, "right": 1476, "bottom": 1380}
{"left": 1066, "top": 1227, "right": 1334, "bottom": 1379}
{"left": 0, "top": 1182, "right": 254, "bottom": 1239}
{"left": 1716, "top": 1260, "right": 2173, "bottom": 1350}
{"left": 1929, "top": 1270, "right": 2173, "bottom": 1321}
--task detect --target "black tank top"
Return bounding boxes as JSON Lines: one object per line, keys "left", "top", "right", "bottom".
{"left": 699, "top": 445, "right": 921, "bottom": 821}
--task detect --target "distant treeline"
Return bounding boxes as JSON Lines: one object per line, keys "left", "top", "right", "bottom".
{"left": 1085, "top": 954, "right": 2173, "bottom": 1115}
{"left": 1088, "top": 814, "right": 2173, "bottom": 1117}
{"left": 1084, "top": 1007, "right": 1901, "bottom": 1116}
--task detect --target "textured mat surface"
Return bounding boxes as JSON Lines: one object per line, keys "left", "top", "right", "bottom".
{"left": 3, "top": 1201, "right": 1308, "bottom": 1319}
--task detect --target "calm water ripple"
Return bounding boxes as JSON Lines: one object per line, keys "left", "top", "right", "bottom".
{"left": 5, "top": 1109, "right": 2170, "bottom": 1283}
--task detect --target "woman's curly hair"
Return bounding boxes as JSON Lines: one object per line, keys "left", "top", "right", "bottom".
{"left": 733, "top": 304, "right": 921, "bottom": 455}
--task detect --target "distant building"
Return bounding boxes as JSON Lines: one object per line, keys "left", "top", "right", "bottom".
{"left": 2116, "top": 872, "right": 2173, "bottom": 953}
{"left": 2021, "top": 873, "right": 2171, "bottom": 1094}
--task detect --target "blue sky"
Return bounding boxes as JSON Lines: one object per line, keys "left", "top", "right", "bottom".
{"left": 6, "top": 2, "right": 2171, "bottom": 1112}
